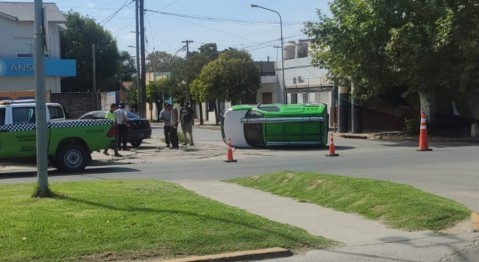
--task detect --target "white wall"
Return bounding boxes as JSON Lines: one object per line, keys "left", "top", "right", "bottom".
{"left": 0, "top": 20, "right": 33, "bottom": 57}
{"left": 0, "top": 17, "right": 63, "bottom": 92}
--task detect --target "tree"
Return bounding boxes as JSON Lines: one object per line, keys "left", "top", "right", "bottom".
{"left": 304, "top": 0, "right": 479, "bottom": 124}
{"left": 60, "top": 12, "right": 121, "bottom": 93}
{"left": 146, "top": 51, "right": 183, "bottom": 73}
{"left": 198, "top": 43, "right": 219, "bottom": 61}
{"left": 119, "top": 51, "right": 138, "bottom": 108}
{"left": 143, "top": 44, "right": 224, "bottom": 123}
{"left": 119, "top": 51, "right": 136, "bottom": 83}
{"left": 196, "top": 49, "right": 260, "bottom": 124}
{"left": 145, "top": 77, "right": 177, "bottom": 120}
{"left": 181, "top": 43, "right": 220, "bottom": 124}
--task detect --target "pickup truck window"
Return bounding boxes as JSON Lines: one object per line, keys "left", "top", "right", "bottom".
{"left": 48, "top": 106, "right": 65, "bottom": 121}
{"left": 0, "top": 108, "right": 5, "bottom": 125}
{"left": 12, "top": 107, "right": 35, "bottom": 124}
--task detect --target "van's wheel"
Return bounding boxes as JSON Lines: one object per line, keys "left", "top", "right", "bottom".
{"left": 55, "top": 143, "right": 88, "bottom": 172}
{"left": 130, "top": 140, "right": 142, "bottom": 147}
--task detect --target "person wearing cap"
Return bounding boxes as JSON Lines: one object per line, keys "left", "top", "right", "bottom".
{"left": 103, "top": 103, "right": 122, "bottom": 157}
{"left": 159, "top": 102, "right": 172, "bottom": 148}
{"left": 115, "top": 102, "right": 129, "bottom": 151}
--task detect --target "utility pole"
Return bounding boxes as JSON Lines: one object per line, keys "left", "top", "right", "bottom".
{"left": 139, "top": 0, "right": 146, "bottom": 118}
{"left": 34, "top": 0, "right": 49, "bottom": 196}
{"left": 182, "top": 40, "right": 194, "bottom": 103}
{"left": 92, "top": 43, "right": 98, "bottom": 110}
{"left": 182, "top": 40, "right": 193, "bottom": 56}
{"left": 135, "top": 0, "right": 141, "bottom": 113}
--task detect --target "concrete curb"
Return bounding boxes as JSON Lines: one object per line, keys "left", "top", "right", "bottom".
{"left": 157, "top": 247, "right": 292, "bottom": 262}
{"left": 335, "top": 132, "right": 479, "bottom": 143}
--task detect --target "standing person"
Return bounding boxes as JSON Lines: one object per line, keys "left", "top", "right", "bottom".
{"left": 169, "top": 104, "right": 179, "bottom": 149}
{"left": 180, "top": 102, "right": 195, "bottom": 146}
{"left": 115, "top": 102, "right": 129, "bottom": 151}
{"left": 103, "top": 103, "right": 122, "bottom": 157}
{"left": 159, "top": 102, "right": 172, "bottom": 148}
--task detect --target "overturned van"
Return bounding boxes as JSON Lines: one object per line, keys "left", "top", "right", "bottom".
{"left": 221, "top": 104, "right": 329, "bottom": 148}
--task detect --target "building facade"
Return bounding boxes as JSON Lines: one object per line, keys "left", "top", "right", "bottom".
{"left": 0, "top": 2, "right": 75, "bottom": 96}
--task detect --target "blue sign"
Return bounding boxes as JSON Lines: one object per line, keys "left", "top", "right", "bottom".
{"left": 0, "top": 58, "right": 76, "bottom": 77}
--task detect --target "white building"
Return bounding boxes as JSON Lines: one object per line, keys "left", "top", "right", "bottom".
{"left": 253, "top": 40, "right": 335, "bottom": 126}
{"left": 0, "top": 2, "right": 75, "bottom": 95}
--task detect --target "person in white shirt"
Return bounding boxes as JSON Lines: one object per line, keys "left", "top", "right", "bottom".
{"left": 114, "top": 102, "right": 129, "bottom": 151}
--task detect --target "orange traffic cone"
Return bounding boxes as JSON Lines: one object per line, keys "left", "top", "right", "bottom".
{"left": 224, "top": 138, "right": 237, "bottom": 162}
{"left": 326, "top": 133, "right": 339, "bottom": 157}
{"left": 417, "top": 112, "right": 432, "bottom": 151}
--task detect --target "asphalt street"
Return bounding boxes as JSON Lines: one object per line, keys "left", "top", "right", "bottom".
{"left": 1, "top": 125, "right": 478, "bottom": 261}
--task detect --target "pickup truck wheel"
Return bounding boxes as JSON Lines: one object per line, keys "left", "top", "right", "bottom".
{"left": 56, "top": 144, "right": 88, "bottom": 172}
{"left": 130, "top": 140, "right": 142, "bottom": 147}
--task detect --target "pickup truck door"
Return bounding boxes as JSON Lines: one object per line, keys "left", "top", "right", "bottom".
{"left": 0, "top": 108, "right": 8, "bottom": 159}
{"left": 0, "top": 107, "right": 37, "bottom": 159}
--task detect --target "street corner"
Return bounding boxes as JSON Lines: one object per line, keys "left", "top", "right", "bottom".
{"left": 90, "top": 142, "right": 230, "bottom": 164}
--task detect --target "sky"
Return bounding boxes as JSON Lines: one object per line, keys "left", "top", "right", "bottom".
{"left": 7, "top": 0, "right": 331, "bottom": 61}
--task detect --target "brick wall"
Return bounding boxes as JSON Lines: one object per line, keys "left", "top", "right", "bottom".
{"left": 50, "top": 92, "right": 101, "bottom": 119}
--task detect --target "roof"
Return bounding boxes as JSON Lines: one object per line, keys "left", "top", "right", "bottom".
{"left": 0, "top": 2, "right": 66, "bottom": 22}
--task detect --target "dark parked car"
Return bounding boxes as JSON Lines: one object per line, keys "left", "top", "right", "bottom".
{"left": 79, "top": 110, "right": 151, "bottom": 147}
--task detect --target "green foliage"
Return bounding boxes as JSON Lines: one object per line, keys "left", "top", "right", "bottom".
{"left": 404, "top": 116, "right": 420, "bottom": 135}
{"left": 304, "top": 0, "right": 479, "bottom": 103}
{"left": 60, "top": 12, "right": 121, "bottom": 92}
{"left": 198, "top": 43, "right": 219, "bottom": 61}
{"left": 125, "top": 84, "right": 138, "bottom": 107}
{"left": 146, "top": 51, "right": 184, "bottom": 73}
{"left": 146, "top": 77, "right": 176, "bottom": 103}
{"left": 198, "top": 49, "right": 260, "bottom": 103}
{"left": 119, "top": 51, "right": 136, "bottom": 82}
{"left": 145, "top": 43, "right": 218, "bottom": 105}
{"left": 0, "top": 180, "right": 331, "bottom": 261}
{"left": 229, "top": 171, "right": 470, "bottom": 231}
{"left": 190, "top": 79, "right": 208, "bottom": 103}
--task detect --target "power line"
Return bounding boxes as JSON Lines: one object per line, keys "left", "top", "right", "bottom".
{"left": 100, "top": 0, "right": 134, "bottom": 25}
{"left": 144, "top": 9, "right": 303, "bottom": 26}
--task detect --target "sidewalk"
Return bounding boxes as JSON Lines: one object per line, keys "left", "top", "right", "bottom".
{"left": 174, "top": 180, "right": 478, "bottom": 262}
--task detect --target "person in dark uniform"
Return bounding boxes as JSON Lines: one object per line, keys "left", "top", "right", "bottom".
{"left": 159, "top": 102, "right": 172, "bottom": 148}
{"left": 180, "top": 102, "right": 195, "bottom": 146}
{"left": 169, "top": 104, "right": 179, "bottom": 149}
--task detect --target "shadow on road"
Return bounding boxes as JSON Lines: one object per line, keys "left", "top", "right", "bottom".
{"left": 0, "top": 166, "right": 141, "bottom": 180}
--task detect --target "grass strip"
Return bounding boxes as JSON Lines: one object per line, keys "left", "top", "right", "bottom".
{"left": 227, "top": 171, "right": 470, "bottom": 231}
{"left": 0, "top": 179, "right": 332, "bottom": 262}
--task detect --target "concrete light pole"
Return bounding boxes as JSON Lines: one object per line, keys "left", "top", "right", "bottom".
{"left": 250, "top": 4, "right": 286, "bottom": 104}
{"left": 34, "top": 0, "right": 48, "bottom": 196}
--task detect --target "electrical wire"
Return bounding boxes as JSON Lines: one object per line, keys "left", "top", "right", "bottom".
{"left": 100, "top": 0, "right": 134, "bottom": 25}
{"left": 145, "top": 9, "right": 302, "bottom": 26}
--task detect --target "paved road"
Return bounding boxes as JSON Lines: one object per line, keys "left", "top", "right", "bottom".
{"left": 1, "top": 127, "right": 478, "bottom": 261}
{"left": 2, "top": 127, "right": 478, "bottom": 211}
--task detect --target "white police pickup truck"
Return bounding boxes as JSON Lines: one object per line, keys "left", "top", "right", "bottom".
{"left": 0, "top": 100, "right": 115, "bottom": 172}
